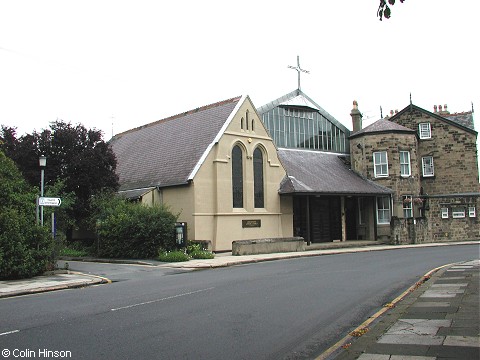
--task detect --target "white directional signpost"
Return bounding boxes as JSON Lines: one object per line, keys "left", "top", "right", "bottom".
{"left": 38, "top": 197, "right": 62, "bottom": 241}
{"left": 39, "top": 197, "right": 62, "bottom": 207}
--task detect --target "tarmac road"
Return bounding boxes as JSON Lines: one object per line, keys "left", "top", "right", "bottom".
{"left": 0, "top": 244, "right": 477, "bottom": 360}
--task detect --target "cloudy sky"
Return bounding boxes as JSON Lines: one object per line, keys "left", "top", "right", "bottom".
{"left": 1, "top": 0, "right": 478, "bottom": 140}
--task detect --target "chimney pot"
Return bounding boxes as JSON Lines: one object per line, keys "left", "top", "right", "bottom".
{"left": 350, "top": 100, "right": 362, "bottom": 132}
{"left": 434, "top": 105, "right": 437, "bottom": 112}
{"left": 439, "top": 105, "right": 443, "bottom": 112}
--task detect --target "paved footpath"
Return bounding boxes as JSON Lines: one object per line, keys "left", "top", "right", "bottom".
{"left": 0, "top": 271, "right": 108, "bottom": 298}
{"left": 331, "top": 260, "right": 480, "bottom": 360}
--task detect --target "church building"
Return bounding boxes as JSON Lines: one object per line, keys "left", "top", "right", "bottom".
{"left": 110, "top": 79, "right": 478, "bottom": 250}
{"left": 110, "top": 95, "right": 292, "bottom": 251}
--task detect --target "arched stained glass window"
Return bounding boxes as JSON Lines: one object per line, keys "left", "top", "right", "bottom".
{"left": 253, "top": 147, "right": 264, "bottom": 208}
{"left": 232, "top": 145, "right": 244, "bottom": 208}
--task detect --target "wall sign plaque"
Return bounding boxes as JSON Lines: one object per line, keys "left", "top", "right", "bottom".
{"left": 242, "top": 219, "right": 261, "bottom": 228}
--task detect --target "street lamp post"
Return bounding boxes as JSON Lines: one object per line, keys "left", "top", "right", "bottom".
{"left": 39, "top": 155, "right": 47, "bottom": 226}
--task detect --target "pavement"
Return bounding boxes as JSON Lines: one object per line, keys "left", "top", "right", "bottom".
{"left": 1, "top": 240, "right": 479, "bottom": 359}
{"left": 0, "top": 271, "right": 109, "bottom": 298}
{"left": 328, "top": 259, "right": 480, "bottom": 360}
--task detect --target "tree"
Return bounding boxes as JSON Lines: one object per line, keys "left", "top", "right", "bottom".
{"left": 378, "top": 0, "right": 405, "bottom": 21}
{"left": 0, "top": 150, "right": 54, "bottom": 279}
{"left": 1, "top": 121, "right": 119, "bottom": 236}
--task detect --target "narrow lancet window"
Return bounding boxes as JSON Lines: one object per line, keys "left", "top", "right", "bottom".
{"left": 253, "top": 147, "right": 264, "bottom": 208}
{"left": 232, "top": 145, "right": 244, "bottom": 208}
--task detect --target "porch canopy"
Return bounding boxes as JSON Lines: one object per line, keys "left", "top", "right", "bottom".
{"left": 278, "top": 148, "right": 392, "bottom": 196}
{"left": 278, "top": 148, "right": 393, "bottom": 243}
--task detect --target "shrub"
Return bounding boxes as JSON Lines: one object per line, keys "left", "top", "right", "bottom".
{"left": 158, "top": 250, "right": 190, "bottom": 262}
{"left": 59, "top": 241, "right": 91, "bottom": 257}
{"left": 185, "top": 241, "right": 214, "bottom": 259}
{"left": 186, "top": 242, "right": 202, "bottom": 254}
{"left": 0, "top": 151, "right": 54, "bottom": 279}
{"left": 96, "top": 199, "right": 178, "bottom": 259}
{"left": 190, "top": 250, "right": 215, "bottom": 259}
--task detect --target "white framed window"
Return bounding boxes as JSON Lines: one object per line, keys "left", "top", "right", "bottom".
{"left": 468, "top": 206, "right": 476, "bottom": 218}
{"left": 452, "top": 207, "right": 465, "bottom": 218}
{"left": 422, "top": 156, "right": 434, "bottom": 177}
{"left": 403, "top": 195, "right": 413, "bottom": 218}
{"left": 441, "top": 207, "right": 449, "bottom": 219}
{"left": 374, "top": 151, "right": 388, "bottom": 178}
{"left": 400, "top": 151, "right": 411, "bottom": 177}
{"left": 419, "top": 123, "right": 431, "bottom": 139}
{"left": 377, "top": 196, "right": 391, "bottom": 224}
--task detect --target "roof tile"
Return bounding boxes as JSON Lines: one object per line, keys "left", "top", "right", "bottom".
{"left": 278, "top": 148, "right": 393, "bottom": 195}
{"left": 110, "top": 96, "right": 242, "bottom": 190}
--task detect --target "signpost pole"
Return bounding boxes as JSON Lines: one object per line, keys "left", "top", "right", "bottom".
{"left": 51, "top": 212, "right": 55, "bottom": 239}
{"left": 40, "top": 166, "right": 44, "bottom": 226}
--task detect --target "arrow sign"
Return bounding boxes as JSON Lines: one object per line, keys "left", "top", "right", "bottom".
{"left": 39, "top": 197, "right": 62, "bottom": 207}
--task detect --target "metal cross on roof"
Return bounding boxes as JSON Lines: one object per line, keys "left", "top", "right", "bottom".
{"left": 288, "top": 55, "right": 310, "bottom": 91}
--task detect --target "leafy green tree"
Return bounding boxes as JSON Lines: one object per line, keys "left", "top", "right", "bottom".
{"left": 378, "top": 0, "right": 405, "bottom": 21}
{"left": 0, "top": 150, "right": 54, "bottom": 279}
{"left": 1, "top": 121, "right": 119, "bottom": 236}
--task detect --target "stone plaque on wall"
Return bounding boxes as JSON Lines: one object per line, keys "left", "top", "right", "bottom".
{"left": 242, "top": 219, "right": 261, "bottom": 228}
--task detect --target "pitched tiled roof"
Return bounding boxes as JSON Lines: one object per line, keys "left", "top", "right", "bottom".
{"left": 445, "top": 112, "right": 475, "bottom": 130}
{"left": 278, "top": 148, "right": 393, "bottom": 195}
{"left": 390, "top": 104, "right": 477, "bottom": 135}
{"left": 110, "top": 96, "right": 242, "bottom": 191}
{"left": 350, "top": 118, "right": 415, "bottom": 139}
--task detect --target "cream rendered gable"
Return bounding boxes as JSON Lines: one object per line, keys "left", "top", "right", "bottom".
{"left": 189, "top": 96, "right": 292, "bottom": 251}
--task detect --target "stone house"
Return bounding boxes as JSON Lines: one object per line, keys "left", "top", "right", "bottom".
{"left": 349, "top": 101, "right": 479, "bottom": 243}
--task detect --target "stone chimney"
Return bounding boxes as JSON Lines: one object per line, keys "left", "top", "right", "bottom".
{"left": 436, "top": 104, "right": 450, "bottom": 115}
{"left": 350, "top": 100, "right": 362, "bottom": 132}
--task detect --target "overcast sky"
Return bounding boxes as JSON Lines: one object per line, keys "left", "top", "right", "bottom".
{"left": 1, "top": 0, "right": 478, "bottom": 140}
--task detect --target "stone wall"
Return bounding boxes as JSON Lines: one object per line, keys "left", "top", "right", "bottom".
{"left": 350, "top": 132, "right": 421, "bottom": 197}
{"left": 426, "top": 196, "right": 479, "bottom": 241}
{"left": 390, "top": 196, "right": 479, "bottom": 243}
{"left": 391, "top": 217, "right": 430, "bottom": 244}
{"left": 232, "top": 237, "right": 305, "bottom": 255}
{"left": 350, "top": 107, "right": 480, "bottom": 243}
{"left": 392, "top": 108, "right": 479, "bottom": 194}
